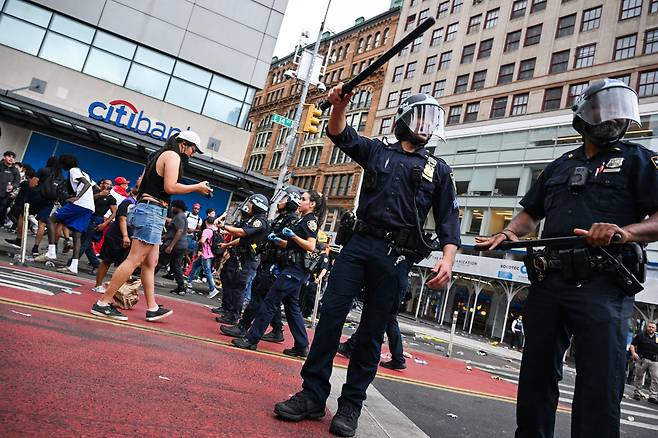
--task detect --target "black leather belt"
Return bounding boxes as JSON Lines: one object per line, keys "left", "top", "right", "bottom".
{"left": 138, "top": 199, "right": 167, "bottom": 208}
{"left": 354, "top": 220, "right": 399, "bottom": 240}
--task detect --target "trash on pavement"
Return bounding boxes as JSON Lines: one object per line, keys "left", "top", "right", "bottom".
{"left": 434, "top": 345, "right": 446, "bottom": 352}
{"left": 158, "top": 376, "right": 171, "bottom": 381}
{"left": 380, "top": 353, "right": 391, "bottom": 360}
{"left": 408, "top": 342, "right": 419, "bottom": 346}
{"left": 447, "top": 413, "right": 458, "bottom": 418}
{"left": 627, "top": 416, "right": 634, "bottom": 422}
{"left": 466, "top": 366, "right": 472, "bottom": 371}
{"left": 11, "top": 310, "right": 31, "bottom": 317}
{"left": 476, "top": 350, "right": 488, "bottom": 356}
{"left": 456, "top": 351, "right": 464, "bottom": 355}
{"left": 403, "top": 351, "right": 413, "bottom": 359}
{"left": 505, "top": 359, "right": 514, "bottom": 363}
{"left": 490, "top": 341, "right": 499, "bottom": 346}
{"left": 491, "top": 375, "right": 502, "bottom": 380}
{"left": 465, "top": 360, "right": 471, "bottom": 364}
{"left": 414, "top": 358, "right": 428, "bottom": 365}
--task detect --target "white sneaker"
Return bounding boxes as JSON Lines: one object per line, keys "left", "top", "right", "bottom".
{"left": 208, "top": 289, "right": 220, "bottom": 299}
{"left": 192, "top": 279, "right": 203, "bottom": 283}
{"left": 92, "top": 285, "right": 106, "bottom": 294}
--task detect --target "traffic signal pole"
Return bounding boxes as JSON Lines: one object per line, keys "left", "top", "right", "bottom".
{"left": 268, "top": 0, "right": 332, "bottom": 219}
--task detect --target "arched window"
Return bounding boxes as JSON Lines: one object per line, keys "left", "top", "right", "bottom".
{"left": 343, "top": 44, "right": 350, "bottom": 60}
{"left": 383, "top": 28, "right": 390, "bottom": 45}
{"left": 337, "top": 46, "right": 343, "bottom": 61}
{"left": 366, "top": 35, "right": 372, "bottom": 50}
{"left": 374, "top": 32, "right": 381, "bottom": 47}
{"left": 358, "top": 38, "right": 364, "bottom": 53}
{"left": 330, "top": 49, "right": 336, "bottom": 63}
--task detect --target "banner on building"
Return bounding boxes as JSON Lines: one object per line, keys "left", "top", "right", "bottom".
{"left": 417, "top": 252, "right": 530, "bottom": 284}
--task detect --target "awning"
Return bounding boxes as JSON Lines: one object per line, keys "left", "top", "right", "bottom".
{"left": 0, "top": 89, "right": 276, "bottom": 198}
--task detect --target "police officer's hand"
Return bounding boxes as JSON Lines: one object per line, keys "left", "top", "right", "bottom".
{"left": 267, "top": 232, "right": 278, "bottom": 241}
{"left": 281, "top": 227, "right": 296, "bottom": 238}
{"left": 631, "top": 352, "right": 640, "bottom": 362}
{"left": 327, "top": 83, "right": 355, "bottom": 110}
{"left": 573, "top": 223, "right": 630, "bottom": 247}
{"left": 474, "top": 231, "right": 517, "bottom": 251}
{"left": 427, "top": 259, "right": 452, "bottom": 289}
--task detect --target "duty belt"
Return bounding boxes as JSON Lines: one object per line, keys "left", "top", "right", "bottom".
{"left": 641, "top": 354, "right": 658, "bottom": 361}
{"left": 355, "top": 220, "right": 404, "bottom": 241}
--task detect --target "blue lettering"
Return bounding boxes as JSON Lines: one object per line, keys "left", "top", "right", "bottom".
{"left": 88, "top": 101, "right": 183, "bottom": 142}
{"left": 88, "top": 101, "right": 107, "bottom": 120}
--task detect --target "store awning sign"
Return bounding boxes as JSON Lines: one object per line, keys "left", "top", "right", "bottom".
{"left": 87, "top": 99, "right": 182, "bottom": 140}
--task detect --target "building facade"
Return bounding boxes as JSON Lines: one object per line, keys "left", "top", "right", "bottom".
{"left": 0, "top": 0, "right": 286, "bottom": 211}
{"left": 243, "top": 7, "right": 400, "bottom": 231}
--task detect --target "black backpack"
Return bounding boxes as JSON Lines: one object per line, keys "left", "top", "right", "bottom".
{"left": 39, "top": 172, "right": 71, "bottom": 202}
{"left": 211, "top": 229, "right": 225, "bottom": 256}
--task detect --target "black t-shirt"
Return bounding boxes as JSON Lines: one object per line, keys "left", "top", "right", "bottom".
{"left": 631, "top": 331, "right": 658, "bottom": 358}
{"left": 94, "top": 194, "right": 117, "bottom": 217}
{"left": 105, "top": 199, "right": 134, "bottom": 241}
{"left": 162, "top": 211, "right": 188, "bottom": 250}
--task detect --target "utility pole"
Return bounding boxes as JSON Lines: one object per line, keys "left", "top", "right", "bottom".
{"left": 268, "top": 0, "right": 332, "bottom": 219}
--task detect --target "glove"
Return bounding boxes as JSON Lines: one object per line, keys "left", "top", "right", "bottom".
{"left": 267, "top": 232, "right": 278, "bottom": 241}
{"left": 282, "top": 227, "right": 296, "bottom": 238}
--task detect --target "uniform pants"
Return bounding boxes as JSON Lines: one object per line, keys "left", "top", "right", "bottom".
{"left": 515, "top": 276, "right": 633, "bottom": 438}
{"left": 633, "top": 358, "right": 658, "bottom": 399}
{"left": 247, "top": 267, "right": 308, "bottom": 348}
{"left": 511, "top": 331, "right": 525, "bottom": 350}
{"left": 300, "top": 233, "right": 412, "bottom": 410}
{"left": 239, "top": 264, "right": 282, "bottom": 331}
{"left": 156, "top": 247, "right": 186, "bottom": 289}
{"left": 345, "top": 313, "right": 405, "bottom": 364}
{"left": 219, "top": 258, "right": 250, "bottom": 320}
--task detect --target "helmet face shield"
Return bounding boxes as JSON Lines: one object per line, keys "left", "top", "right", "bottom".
{"left": 573, "top": 86, "right": 641, "bottom": 127}
{"left": 271, "top": 188, "right": 301, "bottom": 209}
{"left": 400, "top": 104, "right": 445, "bottom": 140}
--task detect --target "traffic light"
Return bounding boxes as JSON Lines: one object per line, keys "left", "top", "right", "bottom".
{"left": 302, "top": 103, "right": 322, "bottom": 134}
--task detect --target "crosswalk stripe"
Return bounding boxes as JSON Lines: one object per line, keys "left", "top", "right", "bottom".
{"left": 620, "top": 419, "right": 658, "bottom": 430}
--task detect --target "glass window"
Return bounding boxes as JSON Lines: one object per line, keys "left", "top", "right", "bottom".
{"left": 550, "top": 50, "right": 570, "bottom": 73}
{"left": 614, "top": 34, "right": 637, "bottom": 60}
{"left": 387, "top": 91, "right": 398, "bottom": 108}
{"left": 49, "top": 14, "right": 94, "bottom": 43}
{"left": 0, "top": 14, "right": 45, "bottom": 55}
{"left": 419, "top": 83, "right": 431, "bottom": 94}
{"left": 125, "top": 63, "right": 170, "bottom": 99}
{"left": 203, "top": 91, "right": 243, "bottom": 125}
{"left": 210, "top": 74, "right": 247, "bottom": 101}
{"left": 574, "top": 44, "right": 596, "bottom": 68}
{"left": 581, "top": 6, "right": 602, "bottom": 32}
{"left": 92, "top": 31, "right": 136, "bottom": 59}
{"left": 531, "top": 0, "right": 547, "bottom": 13}
{"left": 468, "top": 14, "right": 481, "bottom": 34}
{"left": 4, "top": 0, "right": 51, "bottom": 27}
{"left": 490, "top": 97, "right": 508, "bottom": 118}
{"left": 165, "top": 77, "right": 207, "bottom": 113}
{"left": 405, "top": 61, "right": 416, "bottom": 79}
{"left": 542, "top": 87, "right": 562, "bottom": 110}
{"left": 471, "top": 70, "right": 486, "bottom": 90}
{"left": 173, "top": 61, "right": 211, "bottom": 87}
{"left": 505, "top": 30, "right": 521, "bottom": 52}
{"left": 446, "top": 22, "right": 458, "bottom": 41}
{"left": 430, "top": 28, "right": 443, "bottom": 46}
{"left": 438, "top": 1, "right": 449, "bottom": 18}
{"left": 498, "top": 63, "right": 515, "bottom": 85}
{"left": 447, "top": 105, "right": 462, "bottom": 125}
{"left": 478, "top": 38, "right": 493, "bottom": 59}
{"left": 638, "top": 69, "right": 658, "bottom": 97}
{"left": 510, "top": 0, "right": 527, "bottom": 19}
{"left": 484, "top": 8, "right": 499, "bottom": 28}
{"left": 518, "top": 58, "right": 536, "bottom": 80}
{"left": 454, "top": 74, "right": 469, "bottom": 93}
{"left": 393, "top": 65, "right": 404, "bottom": 82}
{"left": 511, "top": 93, "right": 529, "bottom": 115}
{"left": 556, "top": 14, "right": 576, "bottom": 38}
{"left": 645, "top": 28, "right": 658, "bottom": 54}
{"left": 134, "top": 46, "right": 174, "bottom": 73}
{"left": 83, "top": 48, "right": 130, "bottom": 85}
{"left": 524, "top": 24, "right": 542, "bottom": 46}
{"left": 238, "top": 104, "right": 251, "bottom": 129}
{"left": 464, "top": 102, "right": 479, "bottom": 122}
{"left": 379, "top": 118, "right": 392, "bottom": 135}
{"left": 439, "top": 50, "right": 452, "bottom": 69}
{"left": 652, "top": 0, "right": 658, "bottom": 13}
{"left": 567, "top": 82, "right": 588, "bottom": 107}
{"left": 620, "top": 0, "right": 643, "bottom": 20}
{"left": 39, "top": 32, "right": 89, "bottom": 70}
{"left": 433, "top": 80, "right": 446, "bottom": 97}
{"left": 461, "top": 43, "right": 475, "bottom": 64}
{"left": 424, "top": 56, "right": 437, "bottom": 74}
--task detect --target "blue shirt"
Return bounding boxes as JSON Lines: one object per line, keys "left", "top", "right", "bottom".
{"left": 327, "top": 126, "right": 461, "bottom": 248}
{"left": 520, "top": 141, "right": 658, "bottom": 238}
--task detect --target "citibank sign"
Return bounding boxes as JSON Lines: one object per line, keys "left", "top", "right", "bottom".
{"left": 88, "top": 99, "right": 182, "bottom": 140}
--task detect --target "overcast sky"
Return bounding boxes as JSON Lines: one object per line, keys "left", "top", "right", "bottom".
{"left": 273, "top": 0, "right": 392, "bottom": 58}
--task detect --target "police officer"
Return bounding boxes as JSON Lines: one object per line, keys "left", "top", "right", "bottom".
{"left": 273, "top": 86, "right": 460, "bottom": 437}
{"left": 232, "top": 190, "right": 323, "bottom": 356}
{"left": 219, "top": 187, "right": 300, "bottom": 341}
{"left": 630, "top": 321, "right": 658, "bottom": 404}
{"left": 475, "top": 78, "right": 658, "bottom": 437}
{"left": 214, "top": 194, "right": 270, "bottom": 325}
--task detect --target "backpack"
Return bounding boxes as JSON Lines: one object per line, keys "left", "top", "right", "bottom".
{"left": 39, "top": 172, "right": 71, "bottom": 202}
{"left": 211, "top": 229, "right": 225, "bottom": 257}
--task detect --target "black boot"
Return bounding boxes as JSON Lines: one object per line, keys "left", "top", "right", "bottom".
{"left": 336, "top": 342, "right": 351, "bottom": 358}
{"left": 220, "top": 324, "right": 246, "bottom": 338}
{"left": 262, "top": 329, "right": 285, "bottom": 343}
{"left": 283, "top": 346, "right": 308, "bottom": 358}
{"left": 232, "top": 337, "right": 257, "bottom": 350}
{"left": 216, "top": 314, "right": 238, "bottom": 324}
{"left": 274, "top": 391, "right": 325, "bottom": 421}
{"left": 379, "top": 359, "right": 406, "bottom": 370}
{"left": 329, "top": 403, "right": 360, "bottom": 437}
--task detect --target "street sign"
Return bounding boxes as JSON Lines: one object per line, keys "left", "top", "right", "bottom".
{"left": 271, "top": 114, "right": 294, "bottom": 128}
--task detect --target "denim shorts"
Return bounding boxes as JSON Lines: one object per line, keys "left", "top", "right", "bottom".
{"left": 128, "top": 202, "right": 167, "bottom": 245}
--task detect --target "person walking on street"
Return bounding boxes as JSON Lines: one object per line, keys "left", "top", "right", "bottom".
{"left": 156, "top": 199, "right": 188, "bottom": 295}
{"left": 511, "top": 315, "right": 525, "bottom": 351}
{"left": 630, "top": 321, "right": 658, "bottom": 405}
{"left": 0, "top": 150, "right": 21, "bottom": 228}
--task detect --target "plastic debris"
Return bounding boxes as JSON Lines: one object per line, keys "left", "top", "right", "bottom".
{"left": 627, "top": 416, "right": 634, "bottom": 422}
{"left": 486, "top": 365, "right": 496, "bottom": 370}
{"left": 414, "top": 358, "right": 428, "bottom": 365}
{"left": 456, "top": 351, "right": 464, "bottom": 355}
{"left": 408, "top": 342, "right": 419, "bottom": 346}
{"left": 490, "top": 341, "right": 499, "bottom": 346}
{"left": 465, "top": 360, "right": 471, "bottom": 364}
{"left": 491, "top": 375, "right": 502, "bottom": 380}
{"left": 447, "top": 413, "right": 458, "bottom": 418}
{"left": 477, "top": 350, "right": 488, "bottom": 356}
{"left": 380, "top": 353, "right": 391, "bottom": 360}
{"left": 402, "top": 351, "right": 413, "bottom": 359}
{"left": 11, "top": 310, "right": 31, "bottom": 317}
{"left": 466, "top": 366, "right": 472, "bottom": 371}
{"left": 158, "top": 376, "right": 171, "bottom": 381}
{"left": 505, "top": 359, "right": 514, "bottom": 363}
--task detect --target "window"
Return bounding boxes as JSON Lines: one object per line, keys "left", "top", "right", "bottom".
{"left": 125, "top": 64, "right": 170, "bottom": 99}
{"left": 374, "top": 32, "right": 381, "bottom": 48}
{"left": 447, "top": 105, "right": 462, "bottom": 124}
{"left": 387, "top": 91, "right": 399, "bottom": 108}
{"left": 165, "top": 78, "right": 207, "bottom": 112}
{"left": 639, "top": 69, "right": 658, "bottom": 96}
{"left": 478, "top": 38, "right": 493, "bottom": 59}
{"left": 484, "top": 8, "right": 499, "bottom": 28}
{"left": 419, "top": 8, "right": 430, "bottom": 22}
{"left": 574, "top": 44, "right": 596, "bottom": 68}
{"left": 379, "top": 118, "right": 392, "bottom": 135}
{"left": 567, "top": 82, "right": 588, "bottom": 107}
{"left": 525, "top": 24, "right": 542, "bottom": 46}
{"left": 439, "top": 50, "right": 452, "bottom": 69}
{"left": 542, "top": 87, "right": 562, "bottom": 110}
{"left": 438, "top": 1, "right": 450, "bottom": 18}
{"left": 419, "top": 83, "right": 432, "bottom": 94}
{"left": 452, "top": 0, "right": 464, "bottom": 14}
{"left": 652, "top": 0, "right": 658, "bottom": 13}
{"left": 581, "top": 6, "right": 602, "bottom": 32}
{"left": 531, "top": 0, "right": 547, "bottom": 13}
{"left": 494, "top": 179, "right": 520, "bottom": 196}
{"left": 424, "top": 55, "right": 437, "bottom": 74}
{"left": 518, "top": 58, "right": 536, "bottom": 80}
{"left": 611, "top": 74, "right": 631, "bottom": 86}
{"left": 468, "top": 14, "right": 481, "bottom": 34}
{"left": 550, "top": 50, "right": 570, "bottom": 73}
{"left": 490, "top": 97, "right": 508, "bottom": 118}
{"left": 410, "top": 36, "right": 423, "bottom": 53}
{"left": 433, "top": 80, "right": 446, "bottom": 97}
{"left": 454, "top": 74, "right": 469, "bottom": 93}
{"left": 614, "top": 34, "right": 637, "bottom": 60}
{"left": 430, "top": 28, "right": 444, "bottom": 46}
{"left": 511, "top": 0, "right": 527, "bottom": 19}
{"left": 498, "top": 63, "right": 515, "bottom": 84}
{"left": 393, "top": 65, "right": 403, "bottom": 82}
{"left": 446, "top": 22, "right": 458, "bottom": 41}
{"left": 511, "top": 93, "right": 529, "bottom": 115}
{"left": 471, "top": 70, "right": 486, "bottom": 90}
{"left": 405, "top": 61, "right": 417, "bottom": 79}
{"left": 39, "top": 31, "right": 90, "bottom": 71}
{"left": 645, "top": 28, "right": 658, "bottom": 54}
{"left": 405, "top": 14, "right": 416, "bottom": 31}
{"left": 270, "top": 151, "right": 282, "bottom": 170}
{"left": 556, "top": 14, "right": 576, "bottom": 38}
{"left": 464, "top": 102, "right": 480, "bottom": 122}
{"left": 400, "top": 88, "right": 412, "bottom": 104}
{"left": 505, "top": 30, "right": 521, "bottom": 52}
{"left": 620, "top": 0, "right": 643, "bottom": 20}
{"left": 461, "top": 43, "right": 476, "bottom": 64}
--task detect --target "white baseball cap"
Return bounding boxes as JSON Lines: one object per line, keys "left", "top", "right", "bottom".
{"left": 177, "top": 130, "right": 203, "bottom": 154}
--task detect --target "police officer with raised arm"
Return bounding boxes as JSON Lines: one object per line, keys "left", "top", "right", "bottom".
{"left": 273, "top": 84, "right": 461, "bottom": 437}
{"left": 476, "top": 79, "right": 658, "bottom": 438}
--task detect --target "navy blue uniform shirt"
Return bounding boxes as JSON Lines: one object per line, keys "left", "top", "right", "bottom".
{"left": 286, "top": 212, "right": 318, "bottom": 253}
{"left": 631, "top": 330, "right": 658, "bottom": 358}
{"left": 327, "top": 125, "right": 461, "bottom": 247}
{"left": 520, "top": 141, "right": 658, "bottom": 238}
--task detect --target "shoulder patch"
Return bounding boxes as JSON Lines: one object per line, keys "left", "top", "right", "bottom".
{"left": 252, "top": 219, "right": 262, "bottom": 228}
{"left": 308, "top": 220, "right": 318, "bottom": 232}
{"left": 652, "top": 156, "right": 658, "bottom": 170}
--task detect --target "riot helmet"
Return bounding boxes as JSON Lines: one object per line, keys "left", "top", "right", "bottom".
{"left": 271, "top": 186, "right": 301, "bottom": 212}
{"left": 240, "top": 193, "right": 269, "bottom": 216}
{"left": 394, "top": 94, "right": 445, "bottom": 147}
{"left": 572, "top": 78, "right": 641, "bottom": 148}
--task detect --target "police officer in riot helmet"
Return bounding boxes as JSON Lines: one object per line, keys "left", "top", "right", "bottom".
{"left": 219, "top": 187, "right": 300, "bottom": 341}
{"left": 273, "top": 85, "right": 460, "bottom": 436}
{"left": 214, "top": 194, "right": 270, "bottom": 325}
{"left": 476, "top": 78, "right": 658, "bottom": 437}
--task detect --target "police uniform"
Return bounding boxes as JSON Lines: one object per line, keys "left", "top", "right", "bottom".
{"left": 236, "top": 211, "right": 298, "bottom": 333}
{"left": 219, "top": 214, "right": 269, "bottom": 322}
{"left": 631, "top": 329, "right": 658, "bottom": 401}
{"left": 300, "top": 125, "right": 460, "bottom": 411}
{"left": 516, "top": 140, "right": 658, "bottom": 437}
{"left": 301, "top": 252, "right": 330, "bottom": 318}
{"left": 244, "top": 212, "right": 318, "bottom": 349}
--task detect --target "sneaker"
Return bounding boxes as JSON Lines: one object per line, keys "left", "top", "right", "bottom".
{"left": 5, "top": 238, "right": 21, "bottom": 248}
{"left": 91, "top": 285, "right": 106, "bottom": 294}
{"left": 146, "top": 306, "right": 173, "bottom": 322}
{"left": 329, "top": 403, "right": 361, "bottom": 437}
{"left": 169, "top": 287, "right": 185, "bottom": 295}
{"left": 34, "top": 253, "right": 55, "bottom": 263}
{"left": 232, "top": 337, "right": 258, "bottom": 350}
{"left": 634, "top": 393, "right": 643, "bottom": 401}
{"left": 62, "top": 240, "right": 73, "bottom": 254}
{"left": 336, "top": 342, "right": 352, "bottom": 359}
{"left": 91, "top": 302, "right": 127, "bottom": 321}
{"left": 274, "top": 391, "right": 326, "bottom": 421}
{"left": 208, "top": 288, "right": 220, "bottom": 299}
{"left": 193, "top": 278, "right": 203, "bottom": 283}
{"left": 31, "top": 245, "right": 39, "bottom": 256}
{"left": 379, "top": 360, "right": 406, "bottom": 370}
{"left": 262, "top": 330, "right": 285, "bottom": 343}
{"left": 56, "top": 266, "right": 78, "bottom": 276}
{"left": 219, "top": 324, "right": 246, "bottom": 338}
{"left": 649, "top": 397, "right": 658, "bottom": 405}
{"left": 283, "top": 346, "right": 308, "bottom": 358}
